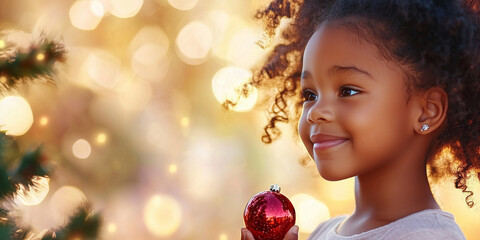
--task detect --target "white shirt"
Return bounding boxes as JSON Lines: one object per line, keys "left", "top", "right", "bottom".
{"left": 308, "top": 209, "right": 466, "bottom": 240}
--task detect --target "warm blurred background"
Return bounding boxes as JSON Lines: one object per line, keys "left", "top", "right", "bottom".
{"left": 0, "top": 0, "right": 478, "bottom": 239}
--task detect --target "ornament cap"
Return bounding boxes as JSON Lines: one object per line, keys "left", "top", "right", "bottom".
{"left": 270, "top": 184, "right": 281, "bottom": 193}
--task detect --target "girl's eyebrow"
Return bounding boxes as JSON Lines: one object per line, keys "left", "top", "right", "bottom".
{"left": 300, "top": 71, "right": 311, "bottom": 80}
{"left": 329, "top": 65, "right": 374, "bottom": 80}
{"left": 301, "top": 65, "right": 374, "bottom": 82}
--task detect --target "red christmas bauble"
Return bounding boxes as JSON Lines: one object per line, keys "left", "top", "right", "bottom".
{"left": 243, "top": 184, "right": 296, "bottom": 240}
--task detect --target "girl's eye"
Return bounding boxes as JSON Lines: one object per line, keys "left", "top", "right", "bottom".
{"left": 302, "top": 89, "right": 317, "bottom": 102}
{"left": 339, "top": 86, "right": 360, "bottom": 97}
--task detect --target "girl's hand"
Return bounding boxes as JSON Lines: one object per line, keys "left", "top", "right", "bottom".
{"left": 240, "top": 226, "right": 299, "bottom": 240}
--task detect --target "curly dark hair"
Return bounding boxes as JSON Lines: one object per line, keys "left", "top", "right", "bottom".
{"left": 245, "top": 0, "right": 480, "bottom": 207}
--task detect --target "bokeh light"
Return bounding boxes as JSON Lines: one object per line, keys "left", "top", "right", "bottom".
{"left": 0, "top": 40, "right": 5, "bottom": 48}
{"left": 143, "top": 194, "right": 182, "bottom": 237}
{"left": 85, "top": 50, "right": 121, "bottom": 89}
{"left": 96, "top": 132, "right": 107, "bottom": 144}
{"left": 169, "top": 164, "right": 178, "bottom": 174}
{"left": 129, "top": 26, "right": 170, "bottom": 81}
{"left": 49, "top": 186, "right": 87, "bottom": 225}
{"left": 90, "top": 0, "right": 105, "bottom": 17}
{"left": 109, "top": 0, "right": 143, "bottom": 18}
{"left": 72, "top": 139, "right": 92, "bottom": 159}
{"left": 226, "top": 28, "right": 264, "bottom": 68}
{"left": 167, "top": 0, "right": 198, "bottom": 10}
{"left": 39, "top": 116, "right": 49, "bottom": 126}
{"left": 219, "top": 233, "right": 228, "bottom": 240}
{"left": 36, "top": 53, "right": 45, "bottom": 61}
{"left": 323, "top": 178, "right": 355, "bottom": 201}
{"left": 176, "top": 21, "right": 213, "bottom": 65}
{"left": 15, "top": 176, "right": 50, "bottom": 206}
{"left": 69, "top": 0, "right": 103, "bottom": 30}
{"left": 180, "top": 117, "right": 189, "bottom": 127}
{"left": 291, "top": 193, "right": 331, "bottom": 233}
{"left": 211, "top": 66, "right": 258, "bottom": 112}
{"left": 107, "top": 223, "right": 117, "bottom": 233}
{"left": 115, "top": 78, "right": 152, "bottom": 112}
{"left": 0, "top": 96, "right": 34, "bottom": 136}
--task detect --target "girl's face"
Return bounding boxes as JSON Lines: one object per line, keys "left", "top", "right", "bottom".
{"left": 299, "top": 22, "right": 419, "bottom": 181}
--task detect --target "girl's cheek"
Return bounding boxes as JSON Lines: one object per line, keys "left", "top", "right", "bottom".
{"left": 298, "top": 109, "right": 313, "bottom": 152}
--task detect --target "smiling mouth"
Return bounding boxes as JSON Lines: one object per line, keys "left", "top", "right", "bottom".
{"left": 313, "top": 139, "right": 348, "bottom": 151}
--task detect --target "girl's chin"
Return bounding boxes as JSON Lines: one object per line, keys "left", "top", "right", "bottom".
{"left": 316, "top": 165, "right": 354, "bottom": 181}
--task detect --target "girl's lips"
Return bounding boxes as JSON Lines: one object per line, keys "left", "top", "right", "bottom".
{"left": 310, "top": 134, "right": 348, "bottom": 151}
{"left": 313, "top": 139, "right": 348, "bottom": 151}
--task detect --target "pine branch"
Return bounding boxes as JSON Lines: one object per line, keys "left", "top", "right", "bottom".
{"left": 10, "top": 146, "right": 49, "bottom": 189}
{"left": 0, "top": 36, "right": 66, "bottom": 92}
{"left": 0, "top": 164, "right": 16, "bottom": 200}
{"left": 41, "top": 204, "right": 101, "bottom": 240}
{"left": 0, "top": 208, "right": 32, "bottom": 240}
{"left": 0, "top": 208, "right": 14, "bottom": 239}
{"left": 0, "top": 132, "right": 49, "bottom": 201}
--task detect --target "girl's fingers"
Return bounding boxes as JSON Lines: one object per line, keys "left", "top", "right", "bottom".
{"left": 241, "top": 228, "right": 255, "bottom": 240}
{"left": 283, "top": 225, "right": 299, "bottom": 240}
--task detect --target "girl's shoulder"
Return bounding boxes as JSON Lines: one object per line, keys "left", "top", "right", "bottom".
{"left": 308, "top": 209, "right": 466, "bottom": 240}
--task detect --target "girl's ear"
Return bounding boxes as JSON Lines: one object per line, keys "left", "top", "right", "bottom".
{"left": 416, "top": 87, "right": 448, "bottom": 134}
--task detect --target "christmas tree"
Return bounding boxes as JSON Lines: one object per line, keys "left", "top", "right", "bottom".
{"left": 0, "top": 35, "right": 101, "bottom": 240}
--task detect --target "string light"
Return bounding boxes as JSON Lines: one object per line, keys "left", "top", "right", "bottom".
{"left": 107, "top": 223, "right": 117, "bottom": 233}
{"left": 180, "top": 117, "right": 189, "bottom": 127}
{"left": 219, "top": 233, "right": 228, "bottom": 240}
{"left": 36, "top": 53, "right": 45, "bottom": 61}
{"left": 96, "top": 132, "right": 107, "bottom": 144}
{"left": 0, "top": 96, "right": 34, "bottom": 136}
{"left": 39, "top": 116, "right": 49, "bottom": 126}
{"left": 169, "top": 164, "right": 178, "bottom": 174}
{"left": 0, "top": 76, "right": 7, "bottom": 84}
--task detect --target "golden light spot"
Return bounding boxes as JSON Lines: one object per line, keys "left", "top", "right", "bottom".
{"left": 72, "top": 139, "right": 92, "bottom": 159}
{"left": 109, "top": 0, "right": 143, "bottom": 18}
{"left": 219, "top": 233, "right": 228, "bottom": 240}
{"left": 0, "top": 40, "right": 5, "bottom": 49}
{"left": 0, "top": 96, "right": 34, "bottom": 136}
{"left": 0, "top": 76, "right": 7, "bottom": 84}
{"left": 40, "top": 116, "right": 49, "bottom": 126}
{"left": 180, "top": 117, "right": 189, "bottom": 127}
{"left": 176, "top": 21, "right": 213, "bottom": 65}
{"left": 291, "top": 193, "right": 331, "bottom": 233}
{"left": 169, "top": 164, "right": 178, "bottom": 174}
{"left": 85, "top": 51, "right": 121, "bottom": 89}
{"left": 36, "top": 53, "right": 45, "bottom": 61}
{"left": 15, "top": 176, "right": 50, "bottom": 206}
{"left": 211, "top": 67, "right": 258, "bottom": 112}
{"left": 226, "top": 28, "right": 264, "bottom": 68}
{"left": 69, "top": 0, "right": 103, "bottom": 30}
{"left": 96, "top": 132, "right": 107, "bottom": 144}
{"left": 324, "top": 178, "right": 355, "bottom": 201}
{"left": 167, "top": 0, "right": 198, "bottom": 11}
{"left": 128, "top": 26, "right": 170, "bottom": 82}
{"left": 49, "top": 186, "right": 87, "bottom": 226}
{"left": 144, "top": 194, "right": 182, "bottom": 237}
{"left": 90, "top": 0, "right": 105, "bottom": 17}
{"left": 107, "top": 223, "right": 117, "bottom": 233}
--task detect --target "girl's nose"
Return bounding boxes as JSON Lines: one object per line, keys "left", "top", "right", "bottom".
{"left": 306, "top": 98, "right": 334, "bottom": 124}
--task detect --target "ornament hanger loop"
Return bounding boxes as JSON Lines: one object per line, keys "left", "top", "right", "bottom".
{"left": 270, "top": 184, "right": 281, "bottom": 193}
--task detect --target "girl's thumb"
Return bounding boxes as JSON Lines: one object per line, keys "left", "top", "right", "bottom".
{"left": 283, "top": 225, "right": 299, "bottom": 240}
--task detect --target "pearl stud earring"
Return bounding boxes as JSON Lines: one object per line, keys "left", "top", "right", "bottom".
{"left": 420, "top": 124, "right": 430, "bottom": 132}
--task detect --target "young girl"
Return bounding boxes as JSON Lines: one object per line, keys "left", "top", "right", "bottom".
{"left": 240, "top": 0, "right": 480, "bottom": 239}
